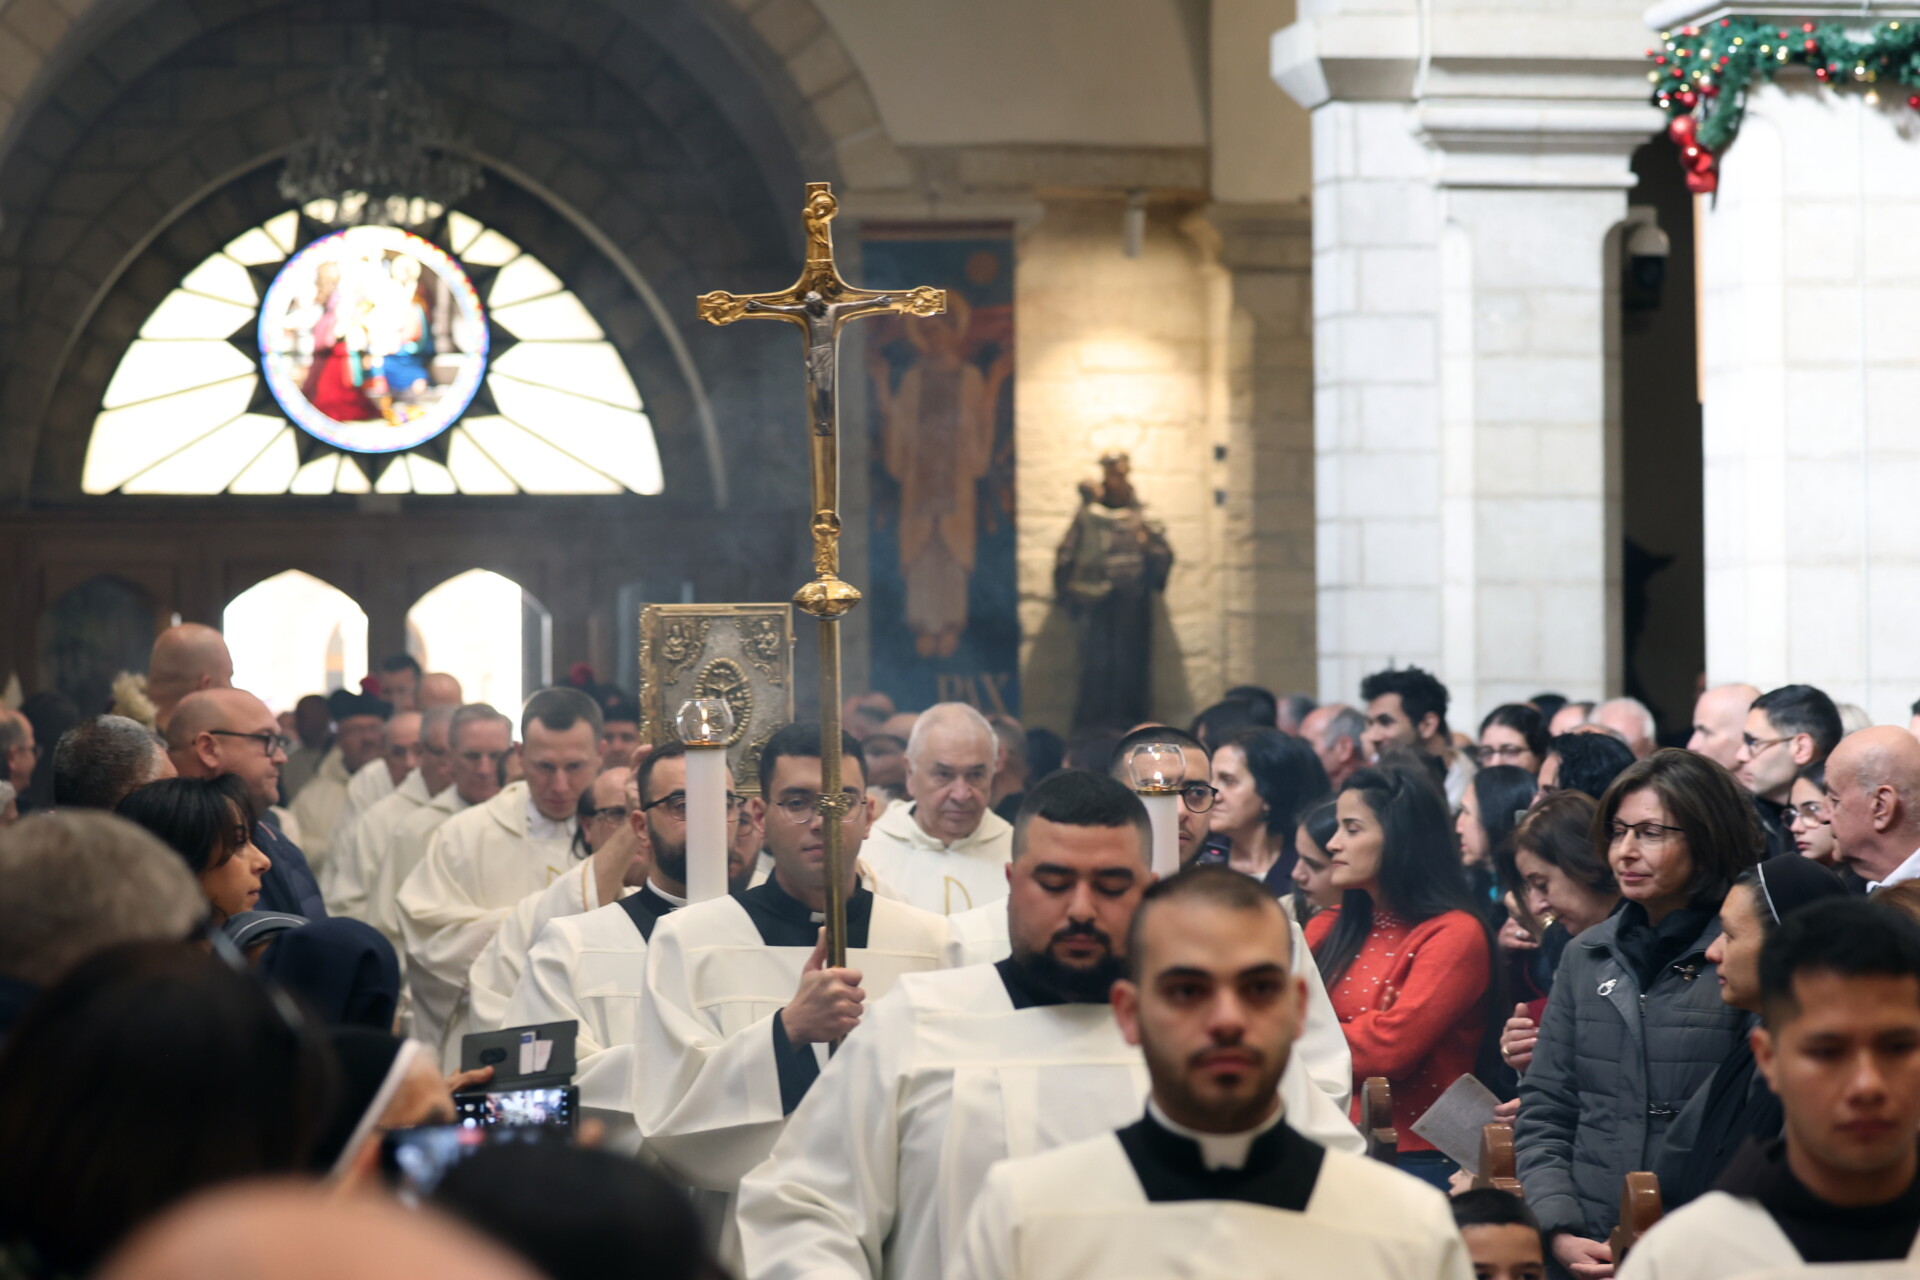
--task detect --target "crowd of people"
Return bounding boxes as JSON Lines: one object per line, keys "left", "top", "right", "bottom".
{"left": 4, "top": 630, "right": 1920, "bottom": 1279}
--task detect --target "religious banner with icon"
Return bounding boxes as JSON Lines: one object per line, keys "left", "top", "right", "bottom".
{"left": 861, "top": 225, "right": 1019, "bottom": 717}
{"left": 637, "top": 604, "right": 794, "bottom": 795}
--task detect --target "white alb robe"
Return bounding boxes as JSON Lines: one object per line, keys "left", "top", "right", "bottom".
{"left": 1618, "top": 1190, "right": 1920, "bottom": 1280}
{"left": 287, "top": 747, "right": 350, "bottom": 879}
{"left": 396, "top": 782, "right": 576, "bottom": 1066}
{"left": 736, "top": 961, "right": 1363, "bottom": 1280}
{"left": 333, "top": 757, "right": 395, "bottom": 847}
{"left": 325, "top": 768, "right": 431, "bottom": 923}
{"left": 914, "top": 902, "right": 1352, "bottom": 1117}
{"left": 861, "top": 801, "right": 1013, "bottom": 916}
{"left": 954, "top": 1121, "right": 1471, "bottom": 1280}
{"left": 633, "top": 883, "right": 955, "bottom": 1195}
{"left": 368, "top": 785, "right": 468, "bottom": 944}
{"left": 465, "top": 860, "right": 602, "bottom": 1035}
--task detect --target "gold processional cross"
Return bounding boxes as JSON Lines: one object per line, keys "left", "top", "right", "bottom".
{"left": 698, "top": 182, "right": 945, "bottom": 969}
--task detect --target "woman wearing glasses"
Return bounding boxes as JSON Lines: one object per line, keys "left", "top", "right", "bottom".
{"left": 1477, "top": 703, "right": 1550, "bottom": 776}
{"left": 1206, "top": 728, "right": 1331, "bottom": 896}
{"left": 1785, "top": 760, "right": 1839, "bottom": 868}
{"left": 1514, "top": 749, "right": 1762, "bottom": 1278}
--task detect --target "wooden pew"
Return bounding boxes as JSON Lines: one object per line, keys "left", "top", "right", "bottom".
{"left": 1360, "top": 1076, "right": 1396, "bottom": 1164}
{"left": 1606, "top": 1171, "right": 1664, "bottom": 1265}
{"left": 1471, "top": 1122, "right": 1523, "bottom": 1196}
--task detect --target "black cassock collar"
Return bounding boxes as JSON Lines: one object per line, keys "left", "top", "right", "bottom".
{"left": 617, "top": 883, "right": 681, "bottom": 942}
{"left": 737, "top": 874, "right": 874, "bottom": 949}
{"left": 1117, "top": 1110, "right": 1325, "bottom": 1210}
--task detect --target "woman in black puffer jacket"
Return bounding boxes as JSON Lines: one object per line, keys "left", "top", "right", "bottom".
{"left": 1514, "top": 749, "right": 1762, "bottom": 1278}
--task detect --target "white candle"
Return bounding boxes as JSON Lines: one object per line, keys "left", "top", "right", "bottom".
{"left": 1141, "top": 790, "right": 1180, "bottom": 877}
{"left": 683, "top": 745, "right": 730, "bottom": 902}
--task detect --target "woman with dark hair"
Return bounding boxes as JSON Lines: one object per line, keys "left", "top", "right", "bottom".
{"left": 1289, "top": 800, "right": 1343, "bottom": 924}
{"left": 1458, "top": 765, "right": 1538, "bottom": 915}
{"left": 1207, "top": 728, "right": 1331, "bottom": 894}
{"left": 1515, "top": 749, "right": 1764, "bottom": 1273}
{"left": 1306, "top": 766, "right": 1491, "bottom": 1184}
{"left": 1786, "top": 759, "right": 1838, "bottom": 868}
{"left": 117, "top": 775, "right": 274, "bottom": 923}
{"left": 1478, "top": 703, "right": 1550, "bottom": 775}
{"left": 0, "top": 941, "right": 338, "bottom": 1276}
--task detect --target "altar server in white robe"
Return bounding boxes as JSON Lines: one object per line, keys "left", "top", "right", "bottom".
{"left": 954, "top": 865, "right": 1469, "bottom": 1280}
{"left": 370, "top": 705, "right": 510, "bottom": 941}
{"left": 739, "top": 770, "right": 1361, "bottom": 1280}
{"left": 398, "top": 687, "right": 599, "bottom": 1066}
{"left": 289, "top": 689, "right": 393, "bottom": 881}
{"left": 1621, "top": 899, "right": 1920, "bottom": 1280}
{"left": 632, "top": 723, "right": 954, "bottom": 1243}
{"left": 328, "top": 706, "right": 455, "bottom": 924}
{"left": 505, "top": 742, "right": 761, "bottom": 1137}
{"left": 862, "top": 703, "right": 1014, "bottom": 916}
{"left": 329, "top": 707, "right": 419, "bottom": 853}
{"left": 466, "top": 763, "right": 636, "bottom": 1034}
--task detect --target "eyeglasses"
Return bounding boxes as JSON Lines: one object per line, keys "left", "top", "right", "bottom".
{"left": 640, "top": 790, "right": 742, "bottom": 821}
{"left": 771, "top": 791, "right": 866, "bottom": 825}
{"left": 1789, "top": 799, "right": 1828, "bottom": 825}
{"left": 1178, "top": 783, "right": 1219, "bottom": 815}
{"left": 1606, "top": 820, "right": 1686, "bottom": 846}
{"left": 208, "top": 729, "right": 292, "bottom": 756}
{"left": 583, "top": 805, "right": 632, "bottom": 824}
{"left": 1475, "top": 743, "right": 1533, "bottom": 765}
{"left": 1742, "top": 734, "right": 1793, "bottom": 755}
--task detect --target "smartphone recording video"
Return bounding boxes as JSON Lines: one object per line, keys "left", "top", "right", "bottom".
{"left": 380, "top": 1123, "right": 561, "bottom": 1201}
{"left": 453, "top": 1084, "right": 577, "bottom": 1130}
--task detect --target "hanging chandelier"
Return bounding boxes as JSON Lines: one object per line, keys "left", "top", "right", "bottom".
{"left": 278, "top": 35, "right": 481, "bottom": 228}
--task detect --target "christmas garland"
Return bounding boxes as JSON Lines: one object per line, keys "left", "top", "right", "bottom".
{"left": 1648, "top": 17, "right": 1920, "bottom": 193}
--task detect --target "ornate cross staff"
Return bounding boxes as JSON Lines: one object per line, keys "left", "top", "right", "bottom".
{"left": 697, "top": 182, "right": 945, "bottom": 969}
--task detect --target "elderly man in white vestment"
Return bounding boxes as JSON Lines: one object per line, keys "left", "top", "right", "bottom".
{"left": 333, "top": 707, "right": 422, "bottom": 844}
{"left": 632, "top": 723, "right": 954, "bottom": 1258}
{"left": 397, "top": 687, "right": 600, "bottom": 1066}
{"left": 327, "top": 706, "right": 456, "bottom": 923}
{"left": 738, "top": 770, "right": 1359, "bottom": 1280}
{"left": 503, "top": 742, "right": 759, "bottom": 1138}
{"left": 464, "top": 763, "right": 636, "bottom": 1035}
{"left": 861, "top": 702, "right": 1013, "bottom": 916}
{"left": 1620, "top": 899, "right": 1920, "bottom": 1279}
{"left": 954, "top": 866, "right": 1469, "bottom": 1280}
{"left": 288, "top": 689, "right": 394, "bottom": 882}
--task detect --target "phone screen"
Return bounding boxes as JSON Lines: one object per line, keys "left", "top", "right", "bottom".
{"left": 452, "top": 1084, "right": 576, "bottom": 1129}
{"left": 380, "top": 1123, "right": 562, "bottom": 1201}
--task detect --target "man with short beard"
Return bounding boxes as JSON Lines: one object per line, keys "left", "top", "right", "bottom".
{"left": 953, "top": 866, "right": 1465, "bottom": 1280}
{"left": 738, "top": 773, "right": 1361, "bottom": 1280}
{"left": 504, "top": 743, "right": 757, "bottom": 1139}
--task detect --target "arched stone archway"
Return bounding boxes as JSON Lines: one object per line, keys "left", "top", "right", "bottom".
{"left": 222, "top": 567, "right": 368, "bottom": 712}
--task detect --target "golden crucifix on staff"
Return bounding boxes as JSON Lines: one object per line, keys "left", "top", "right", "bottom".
{"left": 696, "top": 182, "right": 945, "bottom": 969}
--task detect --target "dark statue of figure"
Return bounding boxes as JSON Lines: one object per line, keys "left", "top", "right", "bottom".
{"left": 1054, "top": 452, "right": 1173, "bottom": 730}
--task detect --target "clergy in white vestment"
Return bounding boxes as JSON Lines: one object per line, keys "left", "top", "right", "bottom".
{"left": 330, "top": 708, "right": 419, "bottom": 851}
{"left": 369, "top": 705, "right": 512, "bottom": 946}
{"left": 466, "top": 764, "right": 635, "bottom": 1035}
{"left": 397, "top": 688, "right": 599, "bottom": 1067}
{"left": 952, "top": 865, "right": 1469, "bottom": 1280}
{"left": 737, "top": 770, "right": 1362, "bottom": 1280}
{"left": 860, "top": 702, "right": 1014, "bottom": 916}
{"left": 505, "top": 743, "right": 760, "bottom": 1138}
{"left": 1619, "top": 900, "right": 1920, "bottom": 1280}
{"left": 631, "top": 723, "right": 955, "bottom": 1259}
{"left": 287, "top": 689, "right": 393, "bottom": 880}
{"left": 327, "top": 707, "right": 455, "bottom": 923}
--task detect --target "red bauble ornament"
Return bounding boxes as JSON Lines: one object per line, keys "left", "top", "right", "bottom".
{"left": 1669, "top": 114, "right": 1698, "bottom": 144}
{"left": 1686, "top": 168, "right": 1719, "bottom": 194}
{"left": 1802, "top": 21, "right": 1815, "bottom": 32}
{"left": 1679, "top": 90, "right": 1698, "bottom": 106}
{"left": 1703, "top": 83, "right": 1719, "bottom": 97}
{"left": 1909, "top": 94, "right": 1920, "bottom": 109}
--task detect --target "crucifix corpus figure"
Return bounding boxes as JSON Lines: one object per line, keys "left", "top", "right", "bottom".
{"left": 696, "top": 182, "right": 945, "bottom": 969}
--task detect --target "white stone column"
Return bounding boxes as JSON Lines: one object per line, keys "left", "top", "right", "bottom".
{"left": 1275, "top": 2, "right": 1658, "bottom": 719}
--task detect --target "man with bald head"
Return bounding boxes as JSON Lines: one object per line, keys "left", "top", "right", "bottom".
{"left": 1825, "top": 725, "right": 1920, "bottom": 890}
{"left": 862, "top": 701, "right": 1016, "bottom": 915}
{"left": 167, "top": 687, "right": 325, "bottom": 918}
{"left": 145, "top": 623, "right": 233, "bottom": 733}
{"left": 1688, "top": 682, "right": 1761, "bottom": 770}
{"left": 419, "top": 672, "right": 464, "bottom": 710}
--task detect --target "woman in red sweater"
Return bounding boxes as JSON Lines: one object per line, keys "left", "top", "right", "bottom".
{"left": 1306, "top": 764, "right": 1492, "bottom": 1188}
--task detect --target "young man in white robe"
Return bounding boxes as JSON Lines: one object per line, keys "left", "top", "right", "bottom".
{"left": 503, "top": 742, "right": 759, "bottom": 1139}
{"left": 328, "top": 707, "right": 455, "bottom": 924}
{"left": 288, "top": 689, "right": 392, "bottom": 881}
{"left": 861, "top": 703, "right": 1014, "bottom": 916}
{"left": 329, "top": 707, "right": 419, "bottom": 853}
{"left": 1621, "top": 898, "right": 1920, "bottom": 1278}
{"left": 632, "top": 723, "right": 954, "bottom": 1258}
{"left": 397, "top": 688, "right": 599, "bottom": 1067}
{"left": 953, "top": 865, "right": 1469, "bottom": 1280}
{"left": 465, "top": 764, "right": 636, "bottom": 1034}
{"left": 738, "top": 770, "right": 1360, "bottom": 1280}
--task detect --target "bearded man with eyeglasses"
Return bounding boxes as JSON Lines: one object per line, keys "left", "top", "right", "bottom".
{"left": 166, "top": 687, "right": 326, "bottom": 920}
{"left": 1734, "top": 685, "right": 1844, "bottom": 860}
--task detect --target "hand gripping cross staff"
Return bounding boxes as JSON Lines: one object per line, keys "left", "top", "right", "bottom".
{"left": 697, "top": 182, "right": 945, "bottom": 974}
